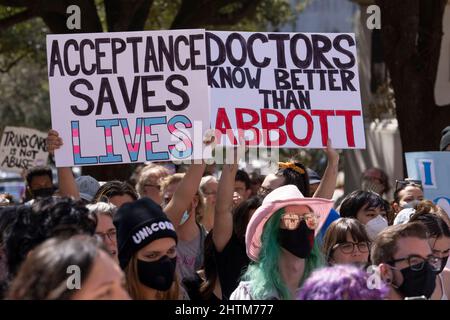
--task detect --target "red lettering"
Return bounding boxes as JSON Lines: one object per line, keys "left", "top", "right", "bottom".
{"left": 215, "top": 107, "right": 237, "bottom": 144}
{"left": 286, "top": 110, "right": 314, "bottom": 146}
{"left": 236, "top": 108, "right": 260, "bottom": 145}
{"left": 335, "top": 110, "right": 361, "bottom": 147}
{"left": 311, "top": 110, "right": 335, "bottom": 146}
{"left": 260, "top": 109, "right": 287, "bottom": 146}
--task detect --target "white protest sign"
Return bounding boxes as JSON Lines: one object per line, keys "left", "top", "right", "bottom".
{"left": 207, "top": 31, "right": 365, "bottom": 148}
{"left": 47, "top": 29, "right": 210, "bottom": 167}
{"left": 0, "top": 126, "right": 49, "bottom": 173}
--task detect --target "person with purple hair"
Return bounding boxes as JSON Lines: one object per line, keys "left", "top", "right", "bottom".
{"left": 297, "top": 265, "right": 388, "bottom": 300}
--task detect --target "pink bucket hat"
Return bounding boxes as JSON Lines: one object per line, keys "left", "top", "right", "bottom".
{"left": 246, "top": 184, "right": 333, "bottom": 262}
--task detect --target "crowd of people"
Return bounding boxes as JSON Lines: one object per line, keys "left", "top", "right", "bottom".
{"left": 0, "top": 128, "right": 449, "bottom": 300}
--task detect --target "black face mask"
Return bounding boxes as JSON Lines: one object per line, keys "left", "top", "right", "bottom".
{"left": 32, "top": 187, "right": 55, "bottom": 199}
{"left": 438, "top": 256, "right": 449, "bottom": 274}
{"left": 396, "top": 262, "right": 437, "bottom": 299}
{"left": 279, "top": 220, "right": 314, "bottom": 258}
{"left": 137, "top": 256, "right": 176, "bottom": 291}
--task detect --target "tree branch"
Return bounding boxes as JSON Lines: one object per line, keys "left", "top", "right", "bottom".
{"left": 171, "top": 0, "right": 261, "bottom": 29}
{"left": 0, "top": 8, "right": 36, "bottom": 30}
{"left": 104, "top": 0, "right": 153, "bottom": 32}
{"left": 0, "top": 52, "right": 28, "bottom": 73}
{"left": 0, "top": 0, "right": 33, "bottom": 7}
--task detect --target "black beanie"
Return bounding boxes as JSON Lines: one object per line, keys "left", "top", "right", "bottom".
{"left": 440, "top": 126, "right": 450, "bottom": 151}
{"left": 113, "top": 197, "right": 177, "bottom": 270}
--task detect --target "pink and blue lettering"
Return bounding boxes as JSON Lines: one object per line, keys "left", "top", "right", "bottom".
{"left": 143, "top": 117, "right": 169, "bottom": 161}
{"left": 96, "top": 119, "right": 123, "bottom": 164}
{"left": 120, "top": 118, "right": 142, "bottom": 162}
{"left": 71, "top": 121, "right": 98, "bottom": 165}
{"left": 167, "top": 115, "right": 193, "bottom": 159}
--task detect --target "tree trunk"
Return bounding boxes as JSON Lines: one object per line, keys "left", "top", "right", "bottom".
{"left": 377, "top": 0, "right": 450, "bottom": 154}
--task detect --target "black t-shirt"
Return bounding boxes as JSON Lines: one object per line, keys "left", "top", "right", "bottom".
{"left": 182, "top": 273, "right": 222, "bottom": 302}
{"left": 214, "top": 232, "right": 250, "bottom": 299}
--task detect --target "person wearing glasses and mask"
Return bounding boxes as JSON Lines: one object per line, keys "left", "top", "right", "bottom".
{"left": 370, "top": 222, "right": 441, "bottom": 300}
{"left": 230, "top": 185, "right": 333, "bottom": 300}
{"left": 322, "top": 218, "right": 371, "bottom": 267}
{"left": 409, "top": 211, "right": 450, "bottom": 300}
{"left": 392, "top": 179, "right": 424, "bottom": 214}
{"left": 87, "top": 202, "right": 119, "bottom": 263}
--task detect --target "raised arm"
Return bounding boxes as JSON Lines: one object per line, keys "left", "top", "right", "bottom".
{"left": 164, "top": 162, "right": 206, "bottom": 229}
{"left": 47, "top": 130, "right": 80, "bottom": 200}
{"left": 313, "top": 139, "right": 339, "bottom": 199}
{"left": 213, "top": 162, "right": 238, "bottom": 252}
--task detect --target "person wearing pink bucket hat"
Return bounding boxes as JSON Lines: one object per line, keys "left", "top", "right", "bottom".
{"left": 230, "top": 185, "right": 333, "bottom": 300}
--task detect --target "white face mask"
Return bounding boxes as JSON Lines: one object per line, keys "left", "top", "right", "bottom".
{"left": 179, "top": 210, "right": 190, "bottom": 226}
{"left": 400, "top": 199, "right": 421, "bottom": 209}
{"left": 365, "top": 215, "right": 388, "bottom": 241}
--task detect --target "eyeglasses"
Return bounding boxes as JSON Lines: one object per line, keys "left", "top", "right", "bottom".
{"left": 96, "top": 229, "right": 117, "bottom": 243}
{"left": 388, "top": 254, "right": 442, "bottom": 272}
{"left": 280, "top": 212, "right": 320, "bottom": 230}
{"left": 144, "top": 183, "right": 161, "bottom": 191}
{"left": 395, "top": 179, "right": 423, "bottom": 192}
{"left": 333, "top": 241, "right": 370, "bottom": 254}
{"left": 258, "top": 186, "right": 273, "bottom": 197}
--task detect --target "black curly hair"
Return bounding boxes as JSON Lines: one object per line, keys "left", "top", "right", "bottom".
{"left": 4, "top": 197, "right": 96, "bottom": 277}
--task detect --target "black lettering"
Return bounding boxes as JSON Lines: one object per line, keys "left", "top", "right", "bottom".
{"left": 268, "top": 33, "right": 290, "bottom": 68}
{"left": 63, "top": 39, "right": 80, "bottom": 76}
{"left": 127, "top": 37, "right": 143, "bottom": 73}
{"left": 311, "top": 34, "right": 334, "bottom": 69}
{"left": 274, "top": 69, "right": 291, "bottom": 89}
{"left": 225, "top": 33, "right": 247, "bottom": 67}
{"left": 205, "top": 32, "right": 225, "bottom": 66}
{"left": 80, "top": 39, "right": 96, "bottom": 75}
{"left": 174, "top": 36, "right": 190, "bottom": 70}
{"left": 111, "top": 38, "right": 126, "bottom": 73}
{"left": 144, "top": 36, "right": 159, "bottom": 72}
{"left": 118, "top": 76, "right": 140, "bottom": 113}
{"left": 245, "top": 68, "right": 261, "bottom": 89}
{"left": 158, "top": 35, "right": 175, "bottom": 72}
{"left": 70, "top": 79, "right": 94, "bottom": 116}
{"left": 247, "top": 33, "right": 270, "bottom": 68}
{"left": 141, "top": 75, "right": 165, "bottom": 112}
{"left": 49, "top": 40, "right": 64, "bottom": 77}
{"left": 95, "top": 38, "right": 112, "bottom": 74}
{"left": 96, "top": 78, "right": 118, "bottom": 115}
{"left": 340, "top": 70, "right": 356, "bottom": 91}
{"left": 189, "top": 34, "right": 205, "bottom": 70}
{"left": 207, "top": 67, "right": 220, "bottom": 87}
{"left": 166, "top": 74, "right": 189, "bottom": 111}
{"left": 259, "top": 89, "right": 271, "bottom": 108}
{"left": 290, "top": 34, "right": 312, "bottom": 69}
{"left": 333, "top": 34, "right": 356, "bottom": 69}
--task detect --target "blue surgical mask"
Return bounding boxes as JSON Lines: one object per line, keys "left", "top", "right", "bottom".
{"left": 180, "top": 210, "right": 190, "bottom": 226}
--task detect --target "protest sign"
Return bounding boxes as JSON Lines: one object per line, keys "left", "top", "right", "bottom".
{"left": 207, "top": 31, "right": 365, "bottom": 148}
{"left": 47, "top": 29, "right": 210, "bottom": 167}
{"left": 0, "top": 126, "right": 49, "bottom": 173}
{"left": 405, "top": 152, "right": 450, "bottom": 215}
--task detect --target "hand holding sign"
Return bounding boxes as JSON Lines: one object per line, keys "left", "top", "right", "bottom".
{"left": 47, "top": 130, "right": 63, "bottom": 155}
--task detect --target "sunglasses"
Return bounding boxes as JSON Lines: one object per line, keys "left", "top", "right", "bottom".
{"left": 395, "top": 179, "right": 423, "bottom": 192}
{"left": 281, "top": 206, "right": 320, "bottom": 230}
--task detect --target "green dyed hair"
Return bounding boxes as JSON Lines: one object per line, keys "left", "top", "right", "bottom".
{"left": 241, "top": 208, "right": 324, "bottom": 300}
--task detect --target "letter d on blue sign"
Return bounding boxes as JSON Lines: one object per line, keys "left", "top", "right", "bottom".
{"left": 419, "top": 159, "right": 436, "bottom": 189}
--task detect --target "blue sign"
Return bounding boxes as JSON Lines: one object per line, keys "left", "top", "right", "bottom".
{"left": 405, "top": 152, "right": 450, "bottom": 215}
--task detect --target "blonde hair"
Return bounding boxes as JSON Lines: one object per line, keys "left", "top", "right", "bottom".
{"left": 124, "top": 255, "right": 181, "bottom": 300}
{"left": 135, "top": 165, "right": 169, "bottom": 197}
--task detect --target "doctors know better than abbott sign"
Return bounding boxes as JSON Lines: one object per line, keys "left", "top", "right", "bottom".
{"left": 46, "top": 29, "right": 365, "bottom": 167}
